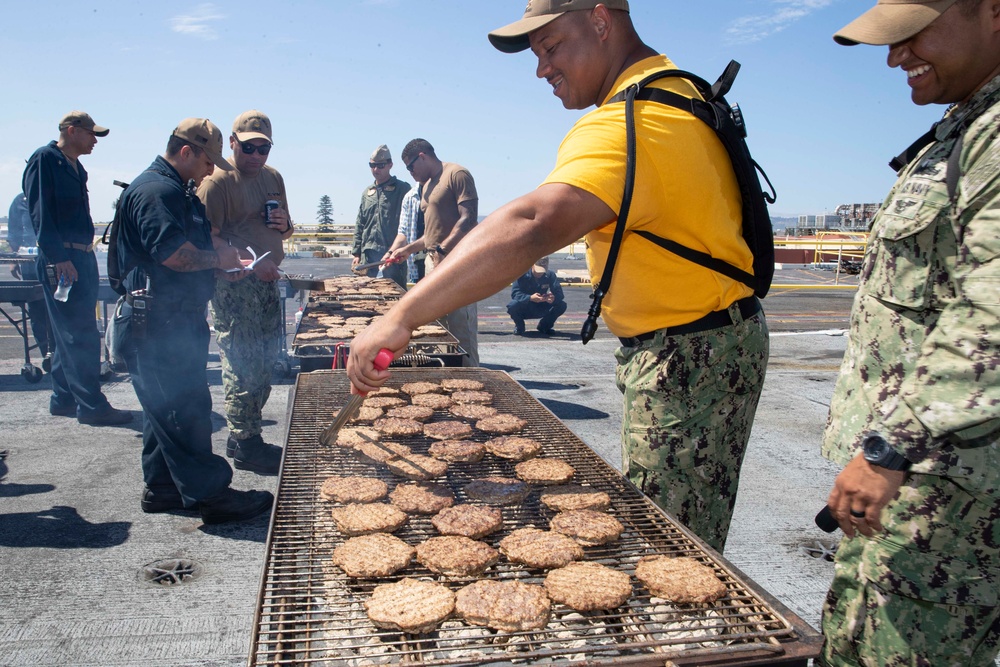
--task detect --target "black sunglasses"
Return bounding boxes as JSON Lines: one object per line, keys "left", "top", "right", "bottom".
{"left": 369, "top": 162, "right": 388, "bottom": 169}
{"left": 238, "top": 140, "right": 271, "bottom": 156}
{"left": 405, "top": 154, "right": 421, "bottom": 172}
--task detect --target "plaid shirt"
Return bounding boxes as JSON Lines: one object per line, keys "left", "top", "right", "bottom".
{"left": 397, "top": 186, "right": 423, "bottom": 283}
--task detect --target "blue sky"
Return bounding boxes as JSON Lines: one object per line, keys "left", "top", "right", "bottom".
{"left": 2, "top": 1, "right": 945, "bottom": 224}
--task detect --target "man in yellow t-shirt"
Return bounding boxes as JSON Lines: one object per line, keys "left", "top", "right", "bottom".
{"left": 347, "top": 0, "right": 769, "bottom": 552}
{"left": 197, "top": 110, "right": 295, "bottom": 476}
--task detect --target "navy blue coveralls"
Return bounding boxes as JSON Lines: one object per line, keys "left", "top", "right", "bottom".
{"left": 22, "top": 141, "right": 111, "bottom": 416}
{"left": 114, "top": 157, "right": 232, "bottom": 505}
{"left": 506, "top": 268, "right": 568, "bottom": 333}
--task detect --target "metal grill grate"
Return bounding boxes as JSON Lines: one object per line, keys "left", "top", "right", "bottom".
{"left": 251, "top": 369, "right": 820, "bottom": 666}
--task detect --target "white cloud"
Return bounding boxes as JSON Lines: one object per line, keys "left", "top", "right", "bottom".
{"left": 171, "top": 4, "right": 226, "bottom": 40}
{"left": 725, "top": 0, "right": 834, "bottom": 44}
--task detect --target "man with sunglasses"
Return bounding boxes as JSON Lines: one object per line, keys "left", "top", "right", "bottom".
{"left": 197, "top": 110, "right": 293, "bottom": 476}
{"left": 351, "top": 145, "right": 410, "bottom": 288}
{"left": 22, "top": 111, "right": 132, "bottom": 426}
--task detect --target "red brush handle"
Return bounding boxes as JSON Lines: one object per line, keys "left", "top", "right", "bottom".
{"left": 373, "top": 348, "right": 393, "bottom": 371}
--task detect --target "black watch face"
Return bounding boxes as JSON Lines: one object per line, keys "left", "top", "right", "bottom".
{"left": 863, "top": 435, "right": 888, "bottom": 461}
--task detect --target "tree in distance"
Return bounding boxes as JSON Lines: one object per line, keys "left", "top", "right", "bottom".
{"left": 317, "top": 195, "right": 334, "bottom": 233}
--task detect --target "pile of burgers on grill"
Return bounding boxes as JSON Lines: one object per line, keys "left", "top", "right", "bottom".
{"left": 324, "top": 378, "right": 727, "bottom": 635}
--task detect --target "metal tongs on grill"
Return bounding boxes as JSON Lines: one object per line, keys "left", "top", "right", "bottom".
{"left": 319, "top": 348, "right": 394, "bottom": 445}
{"left": 352, "top": 255, "right": 402, "bottom": 273}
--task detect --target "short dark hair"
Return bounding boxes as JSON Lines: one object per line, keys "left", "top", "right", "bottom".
{"left": 166, "top": 135, "right": 205, "bottom": 158}
{"left": 401, "top": 138, "right": 435, "bottom": 164}
{"left": 956, "top": 0, "right": 984, "bottom": 15}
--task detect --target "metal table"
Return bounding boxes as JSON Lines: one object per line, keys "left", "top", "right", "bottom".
{"left": 0, "top": 280, "right": 46, "bottom": 382}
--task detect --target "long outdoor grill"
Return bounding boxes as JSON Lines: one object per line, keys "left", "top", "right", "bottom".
{"left": 251, "top": 369, "right": 821, "bottom": 666}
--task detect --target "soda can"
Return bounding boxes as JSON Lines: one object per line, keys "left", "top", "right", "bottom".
{"left": 264, "top": 200, "right": 280, "bottom": 224}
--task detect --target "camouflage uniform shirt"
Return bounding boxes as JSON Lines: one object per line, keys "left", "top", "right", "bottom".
{"left": 352, "top": 175, "right": 411, "bottom": 257}
{"left": 823, "top": 74, "right": 1000, "bottom": 495}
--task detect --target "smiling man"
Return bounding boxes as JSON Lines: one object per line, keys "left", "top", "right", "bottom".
{"left": 349, "top": 0, "right": 768, "bottom": 553}
{"left": 819, "top": 0, "right": 1000, "bottom": 664}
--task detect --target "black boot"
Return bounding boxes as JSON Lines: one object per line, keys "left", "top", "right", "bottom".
{"left": 231, "top": 435, "right": 283, "bottom": 475}
{"left": 199, "top": 488, "right": 274, "bottom": 524}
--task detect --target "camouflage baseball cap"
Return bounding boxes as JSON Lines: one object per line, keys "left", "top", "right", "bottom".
{"left": 172, "top": 118, "right": 234, "bottom": 171}
{"left": 59, "top": 111, "right": 109, "bottom": 137}
{"left": 232, "top": 110, "right": 273, "bottom": 143}
{"left": 489, "top": 0, "right": 630, "bottom": 53}
{"left": 834, "top": 0, "right": 957, "bottom": 46}
{"left": 370, "top": 144, "right": 392, "bottom": 163}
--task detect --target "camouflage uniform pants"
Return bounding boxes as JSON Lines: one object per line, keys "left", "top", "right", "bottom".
{"left": 211, "top": 275, "right": 282, "bottom": 440}
{"left": 820, "top": 473, "right": 1000, "bottom": 667}
{"left": 614, "top": 302, "right": 768, "bottom": 553}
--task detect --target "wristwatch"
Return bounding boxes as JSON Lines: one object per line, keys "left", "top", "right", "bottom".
{"left": 862, "top": 433, "right": 912, "bottom": 471}
{"left": 433, "top": 244, "right": 448, "bottom": 256}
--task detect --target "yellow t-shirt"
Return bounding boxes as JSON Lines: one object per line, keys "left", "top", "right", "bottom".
{"left": 543, "top": 55, "right": 754, "bottom": 338}
{"left": 197, "top": 160, "right": 289, "bottom": 265}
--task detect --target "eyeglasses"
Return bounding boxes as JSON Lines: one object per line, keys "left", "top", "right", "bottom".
{"left": 369, "top": 162, "right": 388, "bottom": 169}
{"left": 405, "top": 154, "right": 421, "bottom": 172}
{"left": 238, "top": 140, "right": 271, "bottom": 156}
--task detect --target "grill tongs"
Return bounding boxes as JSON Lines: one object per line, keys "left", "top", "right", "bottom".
{"left": 353, "top": 256, "right": 403, "bottom": 273}
{"left": 319, "top": 348, "right": 394, "bottom": 446}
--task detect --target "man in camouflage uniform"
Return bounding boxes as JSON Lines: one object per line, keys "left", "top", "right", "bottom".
{"left": 351, "top": 145, "right": 410, "bottom": 288}
{"left": 820, "top": 1, "right": 1000, "bottom": 664}
{"left": 197, "top": 110, "right": 294, "bottom": 475}
{"left": 347, "top": 0, "right": 768, "bottom": 553}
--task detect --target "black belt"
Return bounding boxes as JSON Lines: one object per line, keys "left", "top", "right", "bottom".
{"left": 618, "top": 296, "right": 761, "bottom": 347}
{"left": 125, "top": 293, "right": 205, "bottom": 313}
{"left": 63, "top": 242, "right": 95, "bottom": 252}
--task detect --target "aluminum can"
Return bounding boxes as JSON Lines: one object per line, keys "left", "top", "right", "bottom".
{"left": 265, "top": 200, "right": 280, "bottom": 224}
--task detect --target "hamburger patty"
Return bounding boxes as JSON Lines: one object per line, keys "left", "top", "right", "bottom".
{"left": 448, "top": 403, "right": 498, "bottom": 421}
{"left": 498, "top": 528, "right": 584, "bottom": 569}
{"left": 331, "top": 533, "right": 414, "bottom": 578}
{"left": 431, "top": 504, "right": 504, "bottom": 539}
{"left": 385, "top": 405, "right": 436, "bottom": 422}
{"left": 386, "top": 454, "right": 449, "bottom": 481}
{"left": 484, "top": 436, "right": 542, "bottom": 461}
{"left": 365, "top": 578, "right": 455, "bottom": 634}
{"left": 464, "top": 476, "right": 531, "bottom": 505}
{"left": 544, "top": 561, "right": 632, "bottom": 611}
{"left": 456, "top": 580, "right": 551, "bottom": 632}
{"left": 450, "top": 390, "right": 493, "bottom": 405}
{"left": 514, "top": 458, "right": 576, "bottom": 485}
{"left": 441, "top": 378, "right": 485, "bottom": 392}
{"left": 539, "top": 484, "right": 612, "bottom": 512}
{"left": 362, "top": 396, "right": 408, "bottom": 409}
{"left": 635, "top": 555, "right": 728, "bottom": 604}
{"left": 373, "top": 417, "right": 424, "bottom": 437}
{"left": 330, "top": 503, "right": 408, "bottom": 536}
{"left": 476, "top": 414, "right": 527, "bottom": 435}
{"left": 411, "top": 393, "right": 454, "bottom": 409}
{"left": 319, "top": 475, "right": 389, "bottom": 503}
{"left": 416, "top": 536, "right": 499, "bottom": 576}
{"left": 401, "top": 381, "right": 444, "bottom": 395}
{"left": 355, "top": 440, "right": 411, "bottom": 464}
{"left": 348, "top": 406, "right": 384, "bottom": 423}
{"left": 550, "top": 509, "right": 624, "bottom": 546}
{"left": 428, "top": 439, "right": 486, "bottom": 463}
{"left": 423, "top": 420, "right": 473, "bottom": 440}
{"left": 368, "top": 385, "right": 402, "bottom": 397}
{"left": 334, "top": 427, "right": 380, "bottom": 449}
{"left": 390, "top": 482, "right": 455, "bottom": 514}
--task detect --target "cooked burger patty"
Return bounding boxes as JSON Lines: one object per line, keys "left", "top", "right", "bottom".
{"left": 335, "top": 427, "right": 380, "bottom": 449}
{"left": 411, "top": 393, "right": 454, "bottom": 409}
{"left": 373, "top": 417, "right": 424, "bottom": 437}
{"left": 476, "top": 414, "right": 528, "bottom": 435}
{"left": 441, "top": 378, "right": 485, "bottom": 392}
{"left": 464, "top": 476, "right": 531, "bottom": 505}
{"left": 484, "top": 436, "right": 542, "bottom": 461}
{"left": 431, "top": 504, "right": 504, "bottom": 539}
{"left": 544, "top": 561, "right": 632, "bottom": 611}
{"left": 448, "top": 403, "right": 498, "bottom": 421}
{"left": 331, "top": 533, "right": 414, "bottom": 578}
{"left": 456, "top": 579, "right": 551, "bottom": 632}
{"left": 385, "top": 405, "right": 436, "bottom": 422}
{"left": 498, "top": 528, "right": 584, "bottom": 569}
{"left": 514, "top": 458, "right": 576, "bottom": 485}
{"left": 550, "top": 509, "right": 624, "bottom": 546}
{"left": 355, "top": 440, "right": 411, "bottom": 464}
{"left": 386, "top": 454, "right": 449, "bottom": 481}
{"left": 330, "top": 503, "right": 409, "bottom": 536}
{"left": 423, "top": 420, "right": 473, "bottom": 440}
{"left": 319, "top": 475, "right": 388, "bottom": 503}
{"left": 450, "top": 390, "right": 493, "bottom": 405}
{"left": 634, "top": 555, "right": 728, "bottom": 604}
{"left": 390, "top": 482, "right": 455, "bottom": 514}
{"left": 401, "top": 381, "right": 444, "bottom": 395}
{"left": 362, "top": 396, "right": 408, "bottom": 409}
{"left": 369, "top": 386, "right": 403, "bottom": 397}
{"left": 348, "top": 405, "right": 384, "bottom": 423}
{"left": 365, "top": 578, "right": 455, "bottom": 634}
{"left": 416, "top": 536, "right": 499, "bottom": 576}
{"left": 539, "top": 484, "right": 612, "bottom": 512}
{"left": 428, "top": 439, "right": 486, "bottom": 463}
